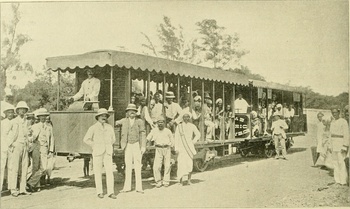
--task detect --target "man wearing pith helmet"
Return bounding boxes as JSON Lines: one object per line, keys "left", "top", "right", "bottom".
{"left": 27, "top": 108, "right": 54, "bottom": 192}
{"left": 116, "top": 103, "right": 146, "bottom": 193}
{"left": 83, "top": 108, "right": 116, "bottom": 199}
{"left": 146, "top": 116, "right": 174, "bottom": 188}
{"left": 8, "top": 101, "right": 31, "bottom": 196}
{"left": 1, "top": 104, "right": 17, "bottom": 192}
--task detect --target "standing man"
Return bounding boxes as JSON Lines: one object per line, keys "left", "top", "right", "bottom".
{"left": 316, "top": 112, "right": 325, "bottom": 162}
{"left": 137, "top": 96, "right": 156, "bottom": 130}
{"left": 9, "top": 101, "right": 31, "bottom": 196}
{"left": 70, "top": 69, "right": 101, "bottom": 103}
{"left": 150, "top": 94, "right": 164, "bottom": 123}
{"left": 1, "top": 104, "right": 18, "bottom": 192}
{"left": 330, "top": 108, "right": 349, "bottom": 186}
{"left": 146, "top": 116, "right": 174, "bottom": 188}
{"left": 116, "top": 104, "right": 146, "bottom": 193}
{"left": 234, "top": 93, "right": 250, "bottom": 113}
{"left": 26, "top": 108, "right": 54, "bottom": 192}
{"left": 164, "top": 91, "right": 182, "bottom": 132}
{"left": 83, "top": 108, "right": 116, "bottom": 199}
{"left": 271, "top": 112, "right": 289, "bottom": 160}
{"left": 174, "top": 112, "right": 200, "bottom": 185}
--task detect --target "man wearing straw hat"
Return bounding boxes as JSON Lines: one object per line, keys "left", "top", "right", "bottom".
{"left": 146, "top": 116, "right": 174, "bottom": 188}
{"left": 164, "top": 91, "right": 182, "bottom": 132}
{"left": 83, "top": 108, "right": 116, "bottom": 199}
{"left": 8, "top": 101, "right": 31, "bottom": 196}
{"left": 1, "top": 104, "right": 17, "bottom": 192}
{"left": 26, "top": 108, "right": 54, "bottom": 193}
{"left": 271, "top": 111, "right": 289, "bottom": 160}
{"left": 116, "top": 104, "right": 146, "bottom": 193}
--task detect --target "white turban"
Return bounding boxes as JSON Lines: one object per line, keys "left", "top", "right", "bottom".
{"left": 182, "top": 111, "right": 192, "bottom": 118}
{"left": 216, "top": 98, "right": 223, "bottom": 104}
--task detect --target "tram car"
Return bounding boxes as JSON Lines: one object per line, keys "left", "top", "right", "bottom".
{"left": 46, "top": 50, "right": 307, "bottom": 172}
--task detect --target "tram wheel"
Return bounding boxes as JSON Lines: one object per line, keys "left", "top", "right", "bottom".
{"left": 193, "top": 159, "right": 209, "bottom": 172}
{"left": 265, "top": 149, "right": 274, "bottom": 158}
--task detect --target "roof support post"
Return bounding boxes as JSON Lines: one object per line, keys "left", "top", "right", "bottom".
{"left": 212, "top": 82, "right": 216, "bottom": 122}
{"left": 230, "top": 85, "right": 235, "bottom": 140}
{"left": 201, "top": 80, "right": 205, "bottom": 142}
{"left": 57, "top": 70, "right": 60, "bottom": 111}
{"left": 177, "top": 75, "right": 180, "bottom": 103}
{"left": 189, "top": 78, "right": 193, "bottom": 112}
{"left": 163, "top": 74, "right": 166, "bottom": 125}
{"left": 221, "top": 83, "right": 225, "bottom": 142}
{"left": 147, "top": 71, "right": 151, "bottom": 109}
{"left": 127, "top": 68, "right": 131, "bottom": 103}
{"left": 108, "top": 66, "right": 114, "bottom": 111}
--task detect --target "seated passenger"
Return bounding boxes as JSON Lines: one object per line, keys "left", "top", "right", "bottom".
{"left": 251, "top": 111, "right": 261, "bottom": 137}
{"left": 224, "top": 105, "right": 233, "bottom": 138}
{"left": 203, "top": 93, "right": 215, "bottom": 141}
{"left": 71, "top": 69, "right": 100, "bottom": 102}
{"left": 215, "top": 98, "right": 224, "bottom": 137}
{"left": 164, "top": 91, "right": 182, "bottom": 132}
{"left": 150, "top": 94, "right": 164, "bottom": 124}
{"left": 234, "top": 93, "right": 250, "bottom": 113}
{"left": 137, "top": 96, "right": 156, "bottom": 130}
{"left": 274, "top": 104, "right": 283, "bottom": 118}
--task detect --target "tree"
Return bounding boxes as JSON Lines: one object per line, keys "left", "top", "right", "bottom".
{"left": 195, "top": 19, "right": 248, "bottom": 69}
{"left": 230, "top": 65, "right": 266, "bottom": 81}
{"left": 141, "top": 16, "right": 197, "bottom": 63}
{"left": 1, "top": 3, "right": 32, "bottom": 98}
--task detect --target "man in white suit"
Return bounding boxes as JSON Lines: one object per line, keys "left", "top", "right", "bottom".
{"left": 71, "top": 69, "right": 101, "bottom": 102}
{"left": 83, "top": 108, "right": 116, "bottom": 199}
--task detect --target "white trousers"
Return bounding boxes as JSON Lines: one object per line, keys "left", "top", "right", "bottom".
{"left": 1, "top": 150, "right": 9, "bottom": 191}
{"left": 93, "top": 152, "right": 114, "bottom": 195}
{"left": 123, "top": 142, "right": 142, "bottom": 191}
{"left": 332, "top": 151, "right": 348, "bottom": 185}
{"left": 8, "top": 142, "right": 28, "bottom": 193}
{"left": 153, "top": 147, "right": 171, "bottom": 184}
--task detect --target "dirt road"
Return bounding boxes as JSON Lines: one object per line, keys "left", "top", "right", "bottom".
{"left": 1, "top": 134, "right": 349, "bottom": 208}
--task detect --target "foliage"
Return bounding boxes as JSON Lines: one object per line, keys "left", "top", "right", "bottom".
{"left": 294, "top": 86, "right": 348, "bottom": 110}
{"left": 12, "top": 71, "right": 75, "bottom": 111}
{"left": 1, "top": 3, "right": 32, "bottom": 97}
{"left": 194, "top": 19, "right": 248, "bottom": 69}
{"left": 229, "top": 65, "right": 266, "bottom": 81}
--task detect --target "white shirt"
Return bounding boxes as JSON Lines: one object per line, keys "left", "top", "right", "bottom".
{"left": 285, "top": 108, "right": 295, "bottom": 118}
{"left": 164, "top": 102, "right": 182, "bottom": 120}
{"left": 330, "top": 118, "right": 349, "bottom": 152}
{"left": 129, "top": 118, "right": 135, "bottom": 127}
{"left": 271, "top": 119, "right": 288, "bottom": 138}
{"left": 32, "top": 122, "right": 55, "bottom": 152}
{"left": 146, "top": 127, "right": 173, "bottom": 146}
{"left": 83, "top": 122, "right": 116, "bottom": 156}
{"left": 174, "top": 122, "right": 200, "bottom": 155}
{"left": 234, "top": 98, "right": 250, "bottom": 113}
{"left": 1, "top": 118, "right": 18, "bottom": 152}
{"left": 137, "top": 106, "right": 153, "bottom": 126}
{"left": 150, "top": 103, "right": 163, "bottom": 122}
{"left": 73, "top": 77, "right": 100, "bottom": 101}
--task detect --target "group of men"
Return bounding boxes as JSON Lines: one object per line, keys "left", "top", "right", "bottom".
{"left": 1, "top": 101, "right": 55, "bottom": 197}
{"left": 84, "top": 99, "right": 201, "bottom": 199}
{"left": 315, "top": 108, "right": 349, "bottom": 186}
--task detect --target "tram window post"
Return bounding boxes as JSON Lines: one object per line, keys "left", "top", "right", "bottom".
{"left": 177, "top": 76, "right": 180, "bottom": 103}
{"left": 127, "top": 69, "right": 132, "bottom": 103}
{"left": 212, "top": 82, "right": 216, "bottom": 123}
{"left": 201, "top": 80, "right": 205, "bottom": 142}
{"left": 57, "top": 70, "right": 60, "bottom": 110}
{"left": 221, "top": 83, "right": 225, "bottom": 142}
{"left": 147, "top": 72, "right": 151, "bottom": 109}
{"left": 190, "top": 78, "right": 193, "bottom": 112}
{"left": 230, "top": 85, "right": 235, "bottom": 140}
{"left": 163, "top": 74, "right": 166, "bottom": 125}
{"left": 109, "top": 66, "right": 114, "bottom": 111}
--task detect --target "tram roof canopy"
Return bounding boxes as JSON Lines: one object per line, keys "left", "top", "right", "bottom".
{"left": 251, "top": 79, "right": 302, "bottom": 93}
{"left": 46, "top": 50, "right": 251, "bottom": 86}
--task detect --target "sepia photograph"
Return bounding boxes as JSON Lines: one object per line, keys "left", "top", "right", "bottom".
{"left": 0, "top": 1, "right": 349, "bottom": 208}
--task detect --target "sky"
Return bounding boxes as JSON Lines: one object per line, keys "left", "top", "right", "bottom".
{"left": 1, "top": 1, "right": 349, "bottom": 96}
